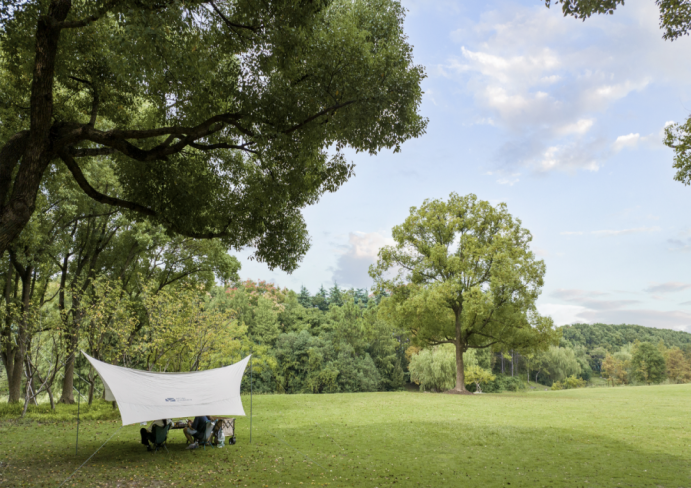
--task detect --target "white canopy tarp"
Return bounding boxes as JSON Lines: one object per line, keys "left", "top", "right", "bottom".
{"left": 82, "top": 351, "right": 250, "bottom": 426}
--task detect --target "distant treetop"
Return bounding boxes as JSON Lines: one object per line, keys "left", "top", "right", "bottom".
{"left": 560, "top": 323, "right": 691, "bottom": 351}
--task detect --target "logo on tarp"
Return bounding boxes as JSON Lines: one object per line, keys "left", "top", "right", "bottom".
{"left": 165, "top": 398, "right": 176, "bottom": 402}
{"left": 164, "top": 397, "right": 191, "bottom": 402}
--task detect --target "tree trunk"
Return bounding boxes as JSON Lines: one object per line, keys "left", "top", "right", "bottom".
{"left": 7, "top": 261, "right": 32, "bottom": 403}
{"left": 47, "top": 384, "right": 55, "bottom": 410}
{"left": 0, "top": 1, "right": 72, "bottom": 257}
{"left": 59, "top": 345, "right": 76, "bottom": 404}
{"left": 453, "top": 340, "right": 466, "bottom": 392}
{"left": 449, "top": 313, "right": 471, "bottom": 394}
{"left": 7, "top": 350, "right": 23, "bottom": 403}
{"left": 87, "top": 367, "right": 94, "bottom": 405}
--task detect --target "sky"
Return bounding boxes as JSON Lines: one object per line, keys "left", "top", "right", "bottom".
{"left": 235, "top": 0, "right": 691, "bottom": 333}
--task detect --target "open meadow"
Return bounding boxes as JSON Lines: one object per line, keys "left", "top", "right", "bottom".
{"left": 1, "top": 385, "right": 690, "bottom": 488}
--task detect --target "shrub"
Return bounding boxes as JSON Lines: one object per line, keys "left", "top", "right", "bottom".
{"left": 551, "top": 375, "right": 586, "bottom": 390}
{"left": 409, "top": 345, "right": 456, "bottom": 392}
{"left": 469, "top": 373, "right": 525, "bottom": 393}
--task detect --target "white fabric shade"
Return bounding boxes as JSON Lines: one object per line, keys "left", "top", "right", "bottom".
{"left": 82, "top": 351, "right": 250, "bottom": 426}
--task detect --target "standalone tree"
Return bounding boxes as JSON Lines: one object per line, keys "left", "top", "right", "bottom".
{"left": 0, "top": 0, "right": 426, "bottom": 267}
{"left": 631, "top": 342, "right": 667, "bottom": 385}
{"left": 370, "top": 193, "right": 558, "bottom": 394}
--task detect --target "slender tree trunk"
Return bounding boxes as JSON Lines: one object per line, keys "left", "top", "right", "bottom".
{"left": 59, "top": 344, "right": 76, "bottom": 404}
{"left": 7, "top": 262, "right": 32, "bottom": 403}
{"left": 87, "top": 367, "right": 94, "bottom": 405}
{"left": 501, "top": 354, "right": 504, "bottom": 374}
{"left": 451, "top": 312, "right": 470, "bottom": 394}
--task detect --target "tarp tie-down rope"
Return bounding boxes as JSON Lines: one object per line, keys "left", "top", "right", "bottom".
{"left": 58, "top": 426, "right": 124, "bottom": 487}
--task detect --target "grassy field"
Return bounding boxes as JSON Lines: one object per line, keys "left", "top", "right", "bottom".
{"left": 1, "top": 385, "right": 690, "bottom": 487}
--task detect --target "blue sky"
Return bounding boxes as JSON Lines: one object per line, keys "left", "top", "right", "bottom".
{"left": 237, "top": 0, "right": 691, "bottom": 332}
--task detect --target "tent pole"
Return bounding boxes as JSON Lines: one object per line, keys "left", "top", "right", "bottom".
{"left": 250, "top": 343, "right": 253, "bottom": 444}
{"left": 75, "top": 379, "right": 81, "bottom": 455}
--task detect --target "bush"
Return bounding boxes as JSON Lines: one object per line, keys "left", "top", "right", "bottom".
{"left": 409, "top": 345, "right": 456, "bottom": 392}
{"left": 551, "top": 375, "right": 586, "bottom": 390}
{"left": 470, "top": 374, "right": 525, "bottom": 393}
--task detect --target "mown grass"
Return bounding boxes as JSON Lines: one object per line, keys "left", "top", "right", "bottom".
{"left": 1, "top": 385, "right": 690, "bottom": 487}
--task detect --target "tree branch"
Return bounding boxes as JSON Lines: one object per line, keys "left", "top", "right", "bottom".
{"left": 190, "top": 141, "right": 258, "bottom": 154}
{"left": 68, "top": 147, "right": 117, "bottom": 157}
{"left": 60, "top": 151, "right": 235, "bottom": 240}
{"left": 59, "top": 151, "right": 157, "bottom": 217}
{"left": 0, "top": 131, "right": 30, "bottom": 212}
{"left": 209, "top": 1, "right": 258, "bottom": 32}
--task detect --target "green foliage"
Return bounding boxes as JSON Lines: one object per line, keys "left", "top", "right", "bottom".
{"left": 552, "top": 375, "right": 587, "bottom": 390}
{"left": 464, "top": 365, "right": 496, "bottom": 393}
{"left": 408, "top": 345, "right": 456, "bottom": 392}
{"left": 538, "top": 346, "right": 582, "bottom": 385}
{"left": 0, "top": 0, "right": 427, "bottom": 269}
{"left": 631, "top": 342, "right": 667, "bottom": 385}
{"left": 236, "top": 288, "right": 405, "bottom": 394}
{"left": 372, "top": 193, "right": 558, "bottom": 391}
{"left": 561, "top": 323, "right": 691, "bottom": 351}
{"left": 544, "top": 0, "right": 691, "bottom": 42}
{"left": 473, "top": 374, "right": 525, "bottom": 393}
{"left": 408, "top": 346, "right": 480, "bottom": 392}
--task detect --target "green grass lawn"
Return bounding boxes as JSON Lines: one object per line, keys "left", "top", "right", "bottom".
{"left": 1, "top": 385, "right": 690, "bottom": 487}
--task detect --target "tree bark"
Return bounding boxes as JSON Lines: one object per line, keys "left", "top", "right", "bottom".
{"left": 0, "top": 1, "right": 72, "bottom": 257}
{"left": 58, "top": 338, "right": 76, "bottom": 404}
{"left": 7, "top": 258, "right": 33, "bottom": 403}
{"left": 450, "top": 312, "right": 470, "bottom": 394}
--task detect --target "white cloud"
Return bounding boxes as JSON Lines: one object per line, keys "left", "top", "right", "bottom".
{"left": 442, "top": 1, "right": 691, "bottom": 174}
{"left": 331, "top": 232, "right": 393, "bottom": 289}
{"left": 645, "top": 282, "right": 691, "bottom": 294}
{"left": 538, "top": 303, "right": 591, "bottom": 325}
{"left": 556, "top": 119, "right": 595, "bottom": 136}
{"left": 613, "top": 133, "right": 641, "bottom": 152}
{"left": 591, "top": 227, "right": 660, "bottom": 236}
{"left": 613, "top": 121, "right": 675, "bottom": 152}
{"left": 561, "top": 227, "right": 660, "bottom": 236}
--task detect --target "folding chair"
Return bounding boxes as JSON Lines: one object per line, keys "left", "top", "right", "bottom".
{"left": 151, "top": 423, "right": 171, "bottom": 453}
{"left": 192, "top": 420, "right": 216, "bottom": 450}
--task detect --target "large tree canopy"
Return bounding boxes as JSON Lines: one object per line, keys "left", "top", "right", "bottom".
{"left": 0, "top": 0, "right": 426, "bottom": 270}
{"left": 370, "top": 193, "right": 558, "bottom": 393}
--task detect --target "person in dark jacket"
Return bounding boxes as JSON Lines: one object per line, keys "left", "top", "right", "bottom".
{"left": 184, "top": 416, "right": 209, "bottom": 449}
{"left": 140, "top": 419, "right": 172, "bottom": 451}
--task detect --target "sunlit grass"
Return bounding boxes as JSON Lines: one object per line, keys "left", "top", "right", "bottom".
{"left": 2, "top": 385, "right": 690, "bottom": 487}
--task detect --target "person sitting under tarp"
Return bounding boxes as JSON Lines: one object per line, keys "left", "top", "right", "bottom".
{"left": 140, "top": 419, "right": 172, "bottom": 452}
{"left": 184, "top": 416, "right": 210, "bottom": 449}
